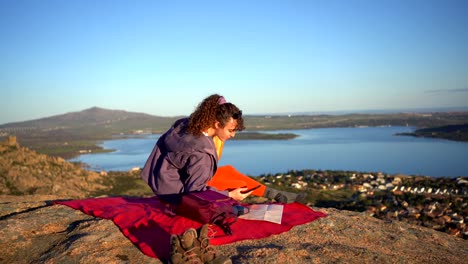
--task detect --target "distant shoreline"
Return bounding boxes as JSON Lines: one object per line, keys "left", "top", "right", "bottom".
{"left": 231, "top": 132, "right": 299, "bottom": 140}
{"left": 395, "top": 123, "right": 468, "bottom": 142}
{"left": 2, "top": 110, "right": 468, "bottom": 158}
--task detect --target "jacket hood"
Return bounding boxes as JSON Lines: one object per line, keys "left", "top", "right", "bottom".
{"left": 162, "top": 118, "right": 217, "bottom": 157}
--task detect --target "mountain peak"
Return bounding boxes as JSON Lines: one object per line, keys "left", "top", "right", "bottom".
{"left": 82, "top": 106, "right": 107, "bottom": 112}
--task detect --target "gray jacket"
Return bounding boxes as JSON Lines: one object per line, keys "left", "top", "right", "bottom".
{"left": 141, "top": 118, "right": 224, "bottom": 202}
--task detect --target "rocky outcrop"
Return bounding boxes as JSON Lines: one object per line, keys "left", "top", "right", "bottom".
{"left": 0, "top": 136, "right": 109, "bottom": 198}
{"left": 1, "top": 195, "right": 466, "bottom": 264}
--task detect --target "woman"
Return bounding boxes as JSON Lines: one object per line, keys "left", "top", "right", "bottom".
{"left": 141, "top": 94, "right": 252, "bottom": 203}
{"left": 141, "top": 94, "right": 305, "bottom": 264}
{"left": 141, "top": 93, "right": 305, "bottom": 204}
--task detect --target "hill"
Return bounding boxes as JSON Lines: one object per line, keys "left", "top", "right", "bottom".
{"left": 0, "top": 106, "right": 177, "bottom": 130}
{"left": 0, "top": 136, "right": 152, "bottom": 198}
{"left": 0, "top": 137, "right": 467, "bottom": 263}
{"left": 0, "top": 107, "right": 181, "bottom": 158}
{"left": 0, "top": 136, "right": 107, "bottom": 197}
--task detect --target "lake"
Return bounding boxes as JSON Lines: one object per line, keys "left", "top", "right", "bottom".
{"left": 69, "top": 126, "right": 468, "bottom": 178}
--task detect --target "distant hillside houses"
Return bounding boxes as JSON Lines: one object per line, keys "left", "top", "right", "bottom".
{"left": 393, "top": 185, "right": 467, "bottom": 196}
{"left": 260, "top": 171, "right": 467, "bottom": 197}
{"left": 131, "top": 129, "right": 152, "bottom": 134}
{"left": 355, "top": 174, "right": 467, "bottom": 197}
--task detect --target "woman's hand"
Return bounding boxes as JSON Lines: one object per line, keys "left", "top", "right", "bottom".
{"left": 228, "top": 187, "right": 252, "bottom": 201}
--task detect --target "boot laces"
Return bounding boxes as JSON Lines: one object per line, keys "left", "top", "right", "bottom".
{"left": 183, "top": 246, "right": 203, "bottom": 264}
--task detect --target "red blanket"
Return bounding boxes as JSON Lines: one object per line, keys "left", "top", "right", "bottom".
{"left": 54, "top": 196, "right": 326, "bottom": 260}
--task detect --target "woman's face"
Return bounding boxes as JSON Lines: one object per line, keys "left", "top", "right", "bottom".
{"left": 215, "top": 117, "right": 238, "bottom": 142}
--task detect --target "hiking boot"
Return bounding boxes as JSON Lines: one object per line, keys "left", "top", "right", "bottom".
{"left": 264, "top": 187, "right": 307, "bottom": 204}
{"left": 179, "top": 228, "right": 198, "bottom": 250}
{"left": 197, "top": 224, "right": 232, "bottom": 264}
{"left": 294, "top": 192, "right": 308, "bottom": 204}
{"left": 169, "top": 234, "right": 184, "bottom": 264}
{"left": 170, "top": 229, "right": 203, "bottom": 264}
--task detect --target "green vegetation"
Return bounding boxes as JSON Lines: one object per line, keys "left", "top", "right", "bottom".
{"left": 245, "top": 112, "right": 468, "bottom": 130}
{"left": 28, "top": 141, "right": 115, "bottom": 159}
{"left": 90, "top": 170, "right": 153, "bottom": 197}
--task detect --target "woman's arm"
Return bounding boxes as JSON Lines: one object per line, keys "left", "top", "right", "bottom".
{"left": 183, "top": 153, "right": 216, "bottom": 192}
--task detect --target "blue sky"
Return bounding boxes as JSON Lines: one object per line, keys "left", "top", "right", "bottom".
{"left": 1, "top": 0, "right": 467, "bottom": 124}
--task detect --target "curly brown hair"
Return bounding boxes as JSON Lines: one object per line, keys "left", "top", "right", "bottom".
{"left": 188, "top": 94, "right": 245, "bottom": 135}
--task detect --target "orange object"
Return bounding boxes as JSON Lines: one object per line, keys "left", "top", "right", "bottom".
{"left": 207, "top": 165, "right": 266, "bottom": 197}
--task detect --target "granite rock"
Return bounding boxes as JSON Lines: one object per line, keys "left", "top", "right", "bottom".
{"left": 1, "top": 195, "right": 466, "bottom": 264}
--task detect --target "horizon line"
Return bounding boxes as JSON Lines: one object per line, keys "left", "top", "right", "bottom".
{"left": 2, "top": 105, "right": 468, "bottom": 126}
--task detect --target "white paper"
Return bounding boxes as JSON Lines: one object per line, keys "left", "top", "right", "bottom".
{"left": 238, "top": 204, "right": 283, "bottom": 224}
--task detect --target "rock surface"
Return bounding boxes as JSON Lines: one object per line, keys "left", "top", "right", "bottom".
{"left": 1, "top": 195, "right": 466, "bottom": 264}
